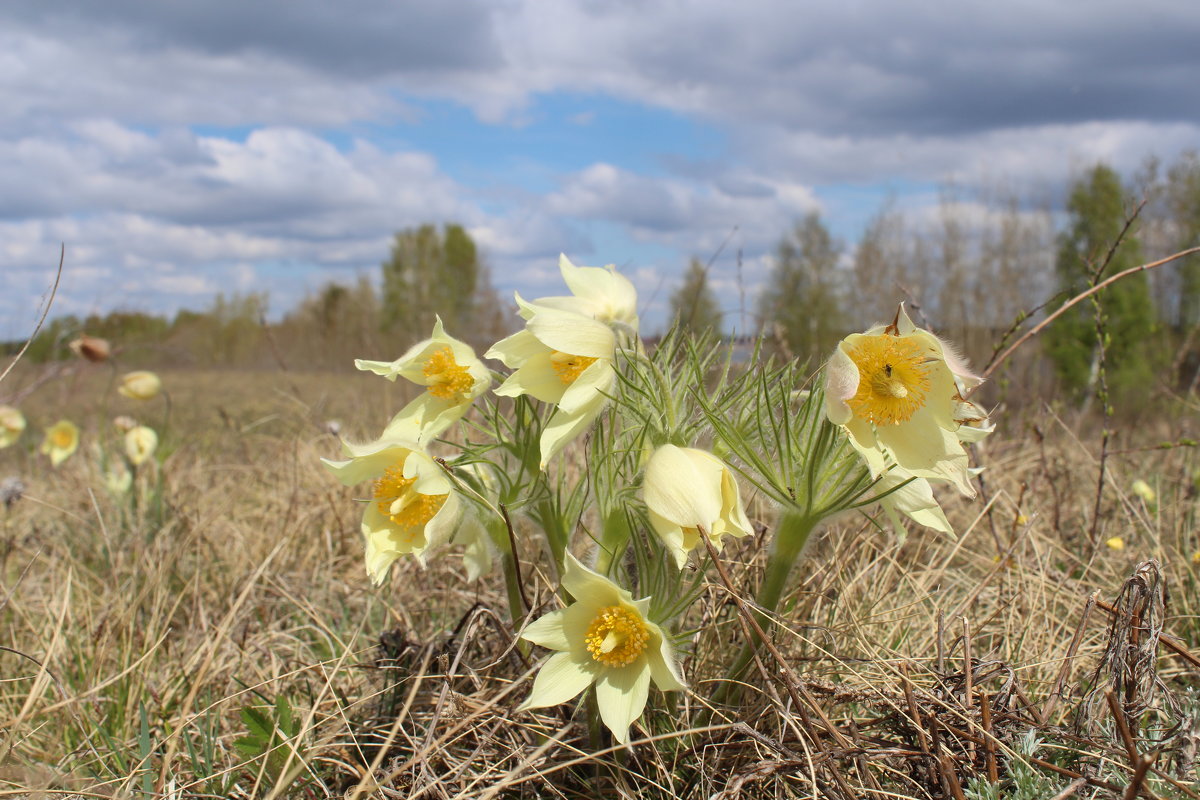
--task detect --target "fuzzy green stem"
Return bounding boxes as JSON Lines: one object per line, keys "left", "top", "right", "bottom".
{"left": 537, "top": 499, "right": 567, "bottom": 582}
{"left": 719, "top": 511, "right": 818, "bottom": 702}
{"left": 487, "top": 516, "right": 529, "bottom": 630}
{"left": 626, "top": 345, "right": 677, "bottom": 437}
{"left": 585, "top": 685, "right": 605, "bottom": 753}
{"left": 593, "top": 510, "right": 631, "bottom": 577}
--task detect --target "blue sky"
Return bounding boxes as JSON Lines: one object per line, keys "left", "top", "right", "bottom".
{"left": 2, "top": 0, "right": 1199, "bottom": 338}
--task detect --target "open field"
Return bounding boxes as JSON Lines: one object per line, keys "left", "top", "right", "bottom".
{"left": 1, "top": 362, "right": 1199, "bottom": 799}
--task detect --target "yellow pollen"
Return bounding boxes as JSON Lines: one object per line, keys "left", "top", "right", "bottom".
{"left": 584, "top": 605, "right": 649, "bottom": 667}
{"left": 422, "top": 347, "right": 475, "bottom": 401}
{"left": 52, "top": 430, "right": 73, "bottom": 448}
{"left": 845, "top": 334, "right": 932, "bottom": 426}
{"left": 373, "top": 465, "right": 447, "bottom": 528}
{"left": 549, "top": 351, "right": 598, "bottom": 385}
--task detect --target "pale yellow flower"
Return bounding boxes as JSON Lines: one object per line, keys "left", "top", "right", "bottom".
{"left": 518, "top": 552, "right": 683, "bottom": 744}
{"left": 825, "top": 304, "right": 989, "bottom": 496}
{"left": 1130, "top": 479, "right": 1156, "bottom": 505}
{"left": 125, "top": 426, "right": 158, "bottom": 466}
{"left": 118, "top": 371, "right": 162, "bottom": 401}
{"left": 112, "top": 415, "right": 138, "bottom": 433}
{"left": 1106, "top": 536, "right": 1125, "bottom": 551}
{"left": 105, "top": 463, "right": 133, "bottom": 494}
{"left": 41, "top": 420, "right": 80, "bottom": 466}
{"left": 0, "top": 406, "right": 26, "bottom": 448}
{"left": 487, "top": 297, "right": 617, "bottom": 468}
{"left": 524, "top": 255, "right": 640, "bottom": 333}
{"left": 356, "top": 317, "right": 491, "bottom": 443}
{"left": 323, "top": 437, "right": 479, "bottom": 584}
{"left": 643, "top": 445, "right": 752, "bottom": 568}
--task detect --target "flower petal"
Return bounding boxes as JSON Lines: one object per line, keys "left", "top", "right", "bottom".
{"left": 879, "top": 471, "right": 954, "bottom": 536}
{"left": 560, "top": 551, "right": 630, "bottom": 607}
{"left": 556, "top": 359, "right": 615, "bottom": 415}
{"left": 354, "top": 359, "right": 402, "bottom": 380}
{"left": 495, "top": 351, "right": 570, "bottom": 405}
{"left": 486, "top": 328, "right": 544, "bottom": 368}
{"left": 558, "top": 254, "right": 640, "bottom": 329}
{"left": 521, "top": 609, "right": 572, "bottom": 651}
{"left": 893, "top": 303, "right": 917, "bottom": 335}
{"left": 647, "top": 628, "right": 686, "bottom": 692}
{"left": 421, "top": 489, "right": 461, "bottom": 549}
{"left": 322, "top": 445, "right": 406, "bottom": 486}
{"left": 876, "top": 406, "right": 973, "bottom": 496}
{"left": 595, "top": 662, "right": 651, "bottom": 744}
{"left": 644, "top": 445, "right": 723, "bottom": 528}
{"left": 526, "top": 309, "right": 616, "bottom": 360}
{"left": 518, "top": 651, "right": 598, "bottom": 711}
{"left": 719, "top": 467, "right": 754, "bottom": 538}
{"left": 451, "top": 516, "right": 493, "bottom": 581}
{"left": 539, "top": 399, "right": 605, "bottom": 468}
{"left": 824, "top": 343, "right": 860, "bottom": 426}
{"left": 647, "top": 510, "right": 690, "bottom": 569}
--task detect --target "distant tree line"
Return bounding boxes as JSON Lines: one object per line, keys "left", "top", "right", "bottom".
{"left": 671, "top": 153, "right": 1200, "bottom": 405}
{"left": 7, "top": 223, "right": 509, "bottom": 372}
{"left": 9, "top": 154, "right": 1200, "bottom": 407}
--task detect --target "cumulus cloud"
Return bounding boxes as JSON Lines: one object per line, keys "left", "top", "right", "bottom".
{"left": 546, "top": 162, "right": 820, "bottom": 254}
{"left": 741, "top": 120, "right": 1200, "bottom": 187}
{"left": 2, "top": 0, "right": 1198, "bottom": 333}
{"left": 0, "top": 122, "right": 491, "bottom": 334}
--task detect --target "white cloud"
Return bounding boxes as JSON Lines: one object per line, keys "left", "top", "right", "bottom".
{"left": 2, "top": 1, "right": 1199, "bottom": 334}
{"left": 745, "top": 121, "right": 1200, "bottom": 187}
{"left": 545, "top": 162, "right": 820, "bottom": 255}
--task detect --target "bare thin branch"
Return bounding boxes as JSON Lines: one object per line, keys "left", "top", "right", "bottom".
{"left": 0, "top": 244, "right": 65, "bottom": 388}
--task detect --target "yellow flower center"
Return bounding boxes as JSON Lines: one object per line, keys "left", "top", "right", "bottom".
{"left": 584, "top": 605, "right": 649, "bottom": 668}
{"left": 51, "top": 429, "right": 74, "bottom": 449}
{"left": 549, "top": 351, "right": 598, "bottom": 385}
{"left": 845, "top": 334, "right": 931, "bottom": 426}
{"left": 422, "top": 347, "right": 475, "bottom": 401}
{"left": 373, "top": 465, "right": 447, "bottom": 528}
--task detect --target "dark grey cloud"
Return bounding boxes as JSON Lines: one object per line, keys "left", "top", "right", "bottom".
{"left": 6, "top": 1, "right": 502, "bottom": 78}
{"left": 8, "top": 0, "right": 1199, "bottom": 138}
{"left": 494, "top": 1, "right": 1200, "bottom": 136}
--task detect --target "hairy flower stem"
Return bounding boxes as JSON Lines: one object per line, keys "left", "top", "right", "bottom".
{"left": 487, "top": 516, "right": 531, "bottom": 655}
{"left": 719, "top": 511, "right": 818, "bottom": 703}
{"left": 593, "top": 510, "right": 631, "bottom": 578}
{"left": 585, "top": 686, "right": 605, "bottom": 753}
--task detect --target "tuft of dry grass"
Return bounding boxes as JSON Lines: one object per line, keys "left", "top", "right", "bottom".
{"left": 1, "top": 363, "right": 1199, "bottom": 798}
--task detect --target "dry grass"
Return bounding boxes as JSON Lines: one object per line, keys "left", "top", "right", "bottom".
{"left": 1, "top": 363, "right": 1199, "bottom": 798}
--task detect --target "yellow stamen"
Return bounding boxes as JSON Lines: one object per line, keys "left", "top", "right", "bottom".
{"left": 422, "top": 347, "right": 475, "bottom": 401}
{"left": 373, "top": 465, "right": 447, "bottom": 528}
{"left": 52, "top": 430, "right": 74, "bottom": 449}
{"left": 549, "top": 351, "right": 598, "bottom": 385}
{"left": 584, "top": 605, "right": 649, "bottom": 667}
{"left": 845, "top": 334, "right": 931, "bottom": 425}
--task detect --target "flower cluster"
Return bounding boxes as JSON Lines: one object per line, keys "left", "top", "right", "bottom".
{"left": 322, "top": 257, "right": 995, "bottom": 747}
{"left": 0, "top": 346, "right": 165, "bottom": 507}
{"left": 323, "top": 320, "right": 493, "bottom": 584}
